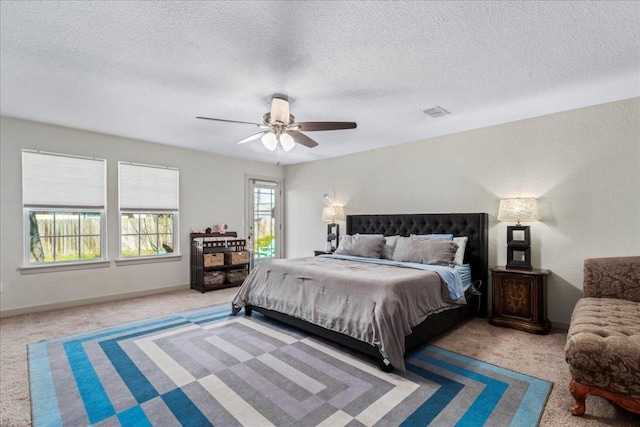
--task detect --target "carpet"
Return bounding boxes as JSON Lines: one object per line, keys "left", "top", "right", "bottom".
{"left": 28, "top": 304, "right": 552, "bottom": 426}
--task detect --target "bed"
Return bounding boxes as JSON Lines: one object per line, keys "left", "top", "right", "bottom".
{"left": 231, "top": 213, "right": 488, "bottom": 371}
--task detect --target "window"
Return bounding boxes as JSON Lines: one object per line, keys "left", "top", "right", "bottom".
{"left": 120, "top": 213, "right": 175, "bottom": 257}
{"left": 119, "top": 162, "right": 179, "bottom": 258}
{"left": 22, "top": 150, "right": 106, "bottom": 265}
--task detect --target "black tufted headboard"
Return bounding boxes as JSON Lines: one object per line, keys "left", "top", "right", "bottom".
{"left": 347, "top": 213, "right": 489, "bottom": 316}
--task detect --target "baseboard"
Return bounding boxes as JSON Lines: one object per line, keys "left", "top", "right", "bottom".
{"left": 552, "top": 321, "right": 570, "bottom": 331}
{"left": 0, "top": 284, "right": 190, "bottom": 318}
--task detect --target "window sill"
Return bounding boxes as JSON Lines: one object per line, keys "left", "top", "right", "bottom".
{"left": 115, "top": 254, "right": 182, "bottom": 266}
{"left": 20, "top": 260, "right": 111, "bottom": 275}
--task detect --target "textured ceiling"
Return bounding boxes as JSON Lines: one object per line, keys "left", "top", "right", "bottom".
{"left": 1, "top": 1, "right": 638, "bottom": 165}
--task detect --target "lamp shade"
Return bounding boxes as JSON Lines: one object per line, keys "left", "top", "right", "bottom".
{"left": 279, "top": 133, "right": 295, "bottom": 152}
{"left": 322, "top": 206, "right": 346, "bottom": 222}
{"left": 497, "top": 198, "right": 539, "bottom": 224}
{"left": 261, "top": 132, "right": 278, "bottom": 151}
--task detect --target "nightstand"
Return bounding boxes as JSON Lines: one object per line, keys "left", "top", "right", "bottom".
{"left": 313, "top": 250, "right": 334, "bottom": 256}
{"left": 489, "top": 266, "right": 551, "bottom": 334}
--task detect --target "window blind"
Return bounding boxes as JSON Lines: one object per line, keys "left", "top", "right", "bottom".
{"left": 119, "top": 162, "right": 179, "bottom": 211}
{"left": 22, "top": 150, "right": 106, "bottom": 208}
{"left": 251, "top": 179, "right": 279, "bottom": 187}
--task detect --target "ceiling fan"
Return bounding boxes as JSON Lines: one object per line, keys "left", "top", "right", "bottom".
{"left": 196, "top": 95, "right": 357, "bottom": 152}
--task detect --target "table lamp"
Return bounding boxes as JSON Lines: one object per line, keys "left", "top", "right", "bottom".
{"left": 497, "top": 198, "right": 539, "bottom": 269}
{"left": 322, "top": 205, "right": 345, "bottom": 251}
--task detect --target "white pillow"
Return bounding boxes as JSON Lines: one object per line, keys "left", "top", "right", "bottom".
{"left": 453, "top": 236, "right": 468, "bottom": 265}
{"left": 381, "top": 235, "right": 400, "bottom": 260}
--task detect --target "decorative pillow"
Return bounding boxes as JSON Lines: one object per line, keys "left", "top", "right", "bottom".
{"left": 453, "top": 236, "right": 468, "bottom": 265}
{"left": 392, "top": 237, "right": 458, "bottom": 266}
{"left": 381, "top": 235, "right": 400, "bottom": 260}
{"left": 410, "top": 234, "right": 454, "bottom": 240}
{"left": 335, "top": 234, "right": 385, "bottom": 259}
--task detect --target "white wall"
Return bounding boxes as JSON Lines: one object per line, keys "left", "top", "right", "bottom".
{"left": 0, "top": 117, "right": 283, "bottom": 315}
{"left": 284, "top": 98, "right": 640, "bottom": 327}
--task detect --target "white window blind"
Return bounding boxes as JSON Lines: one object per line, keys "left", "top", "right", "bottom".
{"left": 22, "top": 150, "right": 106, "bottom": 208}
{"left": 119, "top": 162, "right": 179, "bottom": 211}
{"left": 251, "top": 179, "right": 279, "bottom": 187}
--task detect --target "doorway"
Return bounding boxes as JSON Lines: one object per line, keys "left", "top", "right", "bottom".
{"left": 246, "top": 176, "right": 283, "bottom": 266}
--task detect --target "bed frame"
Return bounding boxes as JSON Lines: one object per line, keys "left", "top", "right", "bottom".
{"left": 244, "top": 212, "right": 489, "bottom": 371}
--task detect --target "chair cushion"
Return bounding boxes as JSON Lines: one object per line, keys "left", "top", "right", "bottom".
{"left": 583, "top": 257, "right": 640, "bottom": 302}
{"left": 564, "top": 297, "right": 640, "bottom": 398}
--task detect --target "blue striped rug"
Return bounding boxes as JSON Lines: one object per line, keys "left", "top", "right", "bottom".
{"left": 28, "top": 304, "right": 551, "bottom": 426}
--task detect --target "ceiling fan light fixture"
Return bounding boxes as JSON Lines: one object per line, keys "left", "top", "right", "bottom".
{"left": 197, "top": 93, "right": 356, "bottom": 152}
{"left": 271, "top": 97, "right": 290, "bottom": 124}
{"left": 279, "top": 133, "right": 295, "bottom": 152}
{"left": 261, "top": 132, "right": 278, "bottom": 151}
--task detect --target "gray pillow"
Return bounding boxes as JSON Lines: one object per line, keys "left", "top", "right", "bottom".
{"left": 392, "top": 237, "right": 458, "bottom": 266}
{"left": 381, "top": 235, "right": 400, "bottom": 259}
{"left": 335, "top": 234, "right": 385, "bottom": 259}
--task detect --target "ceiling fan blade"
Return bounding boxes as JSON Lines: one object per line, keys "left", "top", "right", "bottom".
{"left": 236, "top": 131, "right": 267, "bottom": 145}
{"left": 196, "top": 116, "right": 263, "bottom": 127}
{"left": 270, "top": 97, "right": 290, "bottom": 124}
{"left": 288, "top": 131, "right": 319, "bottom": 148}
{"left": 296, "top": 122, "right": 357, "bottom": 131}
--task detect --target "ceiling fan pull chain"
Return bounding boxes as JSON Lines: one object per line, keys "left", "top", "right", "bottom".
{"left": 276, "top": 141, "right": 281, "bottom": 166}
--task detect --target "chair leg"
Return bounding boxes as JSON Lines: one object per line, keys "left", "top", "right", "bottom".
{"left": 570, "top": 379, "right": 589, "bottom": 416}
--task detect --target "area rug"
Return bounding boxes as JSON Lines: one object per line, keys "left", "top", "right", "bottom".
{"left": 29, "top": 304, "right": 552, "bottom": 426}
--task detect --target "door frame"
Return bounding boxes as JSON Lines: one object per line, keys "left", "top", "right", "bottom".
{"left": 244, "top": 174, "right": 285, "bottom": 261}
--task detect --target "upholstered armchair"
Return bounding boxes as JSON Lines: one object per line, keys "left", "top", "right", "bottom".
{"left": 564, "top": 256, "right": 640, "bottom": 416}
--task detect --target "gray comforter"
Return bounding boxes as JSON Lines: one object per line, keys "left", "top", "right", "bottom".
{"left": 231, "top": 256, "right": 464, "bottom": 371}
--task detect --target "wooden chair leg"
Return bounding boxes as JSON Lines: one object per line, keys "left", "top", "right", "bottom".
{"left": 569, "top": 378, "right": 640, "bottom": 416}
{"left": 570, "top": 379, "right": 589, "bottom": 416}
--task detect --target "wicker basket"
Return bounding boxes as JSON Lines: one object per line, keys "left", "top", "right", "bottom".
{"left": 226, "top": 269, "right": 248, "bottom": 285}
{"left": 203, "top": 271, "right": 225, "bottom": 290}
{"left": 203, "top": 253, "right": 224, "bottom": 267}
{"left": 224, "top": 251, "right": 250, "bottom": 265}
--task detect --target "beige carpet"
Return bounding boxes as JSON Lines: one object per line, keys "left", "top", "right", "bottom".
{"left": 1, "top": 288, "right": 638, "bottom": 426}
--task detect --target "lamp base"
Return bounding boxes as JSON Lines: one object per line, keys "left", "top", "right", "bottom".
{"left": 327, "top": 223, "right": 340, "bottom": 251}
{"left": 506, "top": 225, "right": 532, "bottom": 269}
{"left": 505, "top": 261, "right": 533, "bottom": 270}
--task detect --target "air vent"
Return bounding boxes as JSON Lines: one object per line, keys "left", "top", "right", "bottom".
{"left": 423, "top": 106, "right": 450, "bottom": 118}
